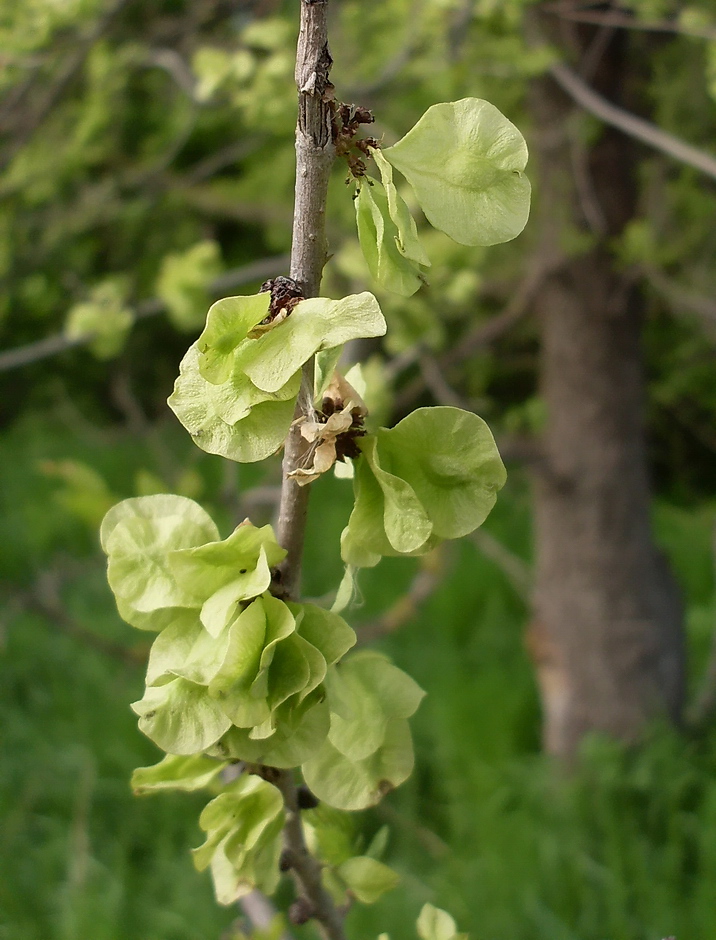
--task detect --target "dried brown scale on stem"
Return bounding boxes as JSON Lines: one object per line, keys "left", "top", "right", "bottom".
{"left": 332, "top": 102, "right": 378, "bottom": 179}
{"left": 259, "top": 276, "right": 304, "bottom": 323}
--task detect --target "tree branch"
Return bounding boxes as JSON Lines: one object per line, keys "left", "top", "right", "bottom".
{"left": 357, "top": 548, "right": 448, "bottom": 645}
{"left": 393, "top": 256, "right": 556, "bottom": 412}
{"left": 0, "top": 255, "right": 289, "bottom": 373}
{"left": 469, "top": 529, "right": 532, "bottom": 601}
{"left": 548, "top": 61, "right": 716, "bottom": 182}
{"left": 541, "top": 3, "right": 716, "bottom": 42}
{"left": 270, "top": 4, "right": 344, "bottom": 940}
{"left": 643, "top": 264, "right": 716, "bottom": 339}
{"left": 275, "top": 0, "right": 336, "bottom": 601}
{"left": 239, "top": 890, "right": 295, "bottom": 940}
{"left": 274, "top": 771, "right": 346, "bottom": 940}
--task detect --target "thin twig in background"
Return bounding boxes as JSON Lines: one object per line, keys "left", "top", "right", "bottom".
{"left": 568, "top": 119, "right": 608, "bottom": 235}
{"left": 0, "top": 254, "right": 289, "bottom": 373}
{"left": 186, "top": 137, "right": 269, "bottom": 183}
{"left": 11, "top": 570, "right": 145, "bottom": 667}
{"left": 418, "top": 352, "right": 467, "bottom": 408}
{"left": 542, "top": 2, "right": 716, "bottom": 42}
{"left": 358, "top": 547, "right": 448, "bottom": 645}
{"left": 144, "top": 48, "right": 198, "bottom": 98}
{"left": 548, "top": 61, "right": 716, "bottom": 181}
{"left": 394, "top": 256, "right": 557, "bottom": 412}
{"left": 643, "top": 265, "right": 716, "bottom": 339}
{"left": 469, "top": 529, "right": 532, "bottom": 601}
{"left": 239, "top": 890, "right": 295, "bottom": 940}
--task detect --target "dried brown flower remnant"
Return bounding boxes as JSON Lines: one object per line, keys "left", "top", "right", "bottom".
{"left": 289, "top": 371, "right": 367, "bottom": 485}
{"left": 251, "top": 276, "right": 305, "bottom": 336}
{"left": 333, "top": 102, "right": 378, "bottom": 179}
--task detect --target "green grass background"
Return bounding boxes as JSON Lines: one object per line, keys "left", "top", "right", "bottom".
{"left": 1, "top": 413, "right": 715, "bottom": 940}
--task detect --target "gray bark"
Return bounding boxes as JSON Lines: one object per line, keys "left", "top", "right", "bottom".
{"left": 527, "top": 14, "right": 685, "bottom": 756}
{"left": 272, "top": 4, "right": 345, "bottom": 939}
{"left": 276, "top": 0, "right": 336, "bottom": 601}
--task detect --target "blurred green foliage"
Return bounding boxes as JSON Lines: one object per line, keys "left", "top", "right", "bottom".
{"left": 0, "top": 0, "right": 714, "bottom": 498}
{"left": 2, "top": 0, "right": 716, "bottom": 937}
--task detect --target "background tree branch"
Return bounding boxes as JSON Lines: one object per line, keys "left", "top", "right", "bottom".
{"left": 0, "top": 255, "right": 289, "bottom": 373}
{"left": 548, "top": 61, "right": 716, "bottom": 181}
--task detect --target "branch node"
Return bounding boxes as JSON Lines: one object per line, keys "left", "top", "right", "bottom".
{"left": 289, "top": 897, "right": 316, "bottom": 926}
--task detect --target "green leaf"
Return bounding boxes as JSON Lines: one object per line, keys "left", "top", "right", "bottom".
{"left": 212, "top": 692, "right": 330, "bottom": 768}
{"left": 344, "top": 408, "right": 506, "bottom": 564}
{"left": 302, "top": 717, "right": 415, "bottom": 811}
{"left": 169, "top": 522, "right": 286, "bottom": 635}
{"left": 209, "top": 597, "right": 277, "bottom": 727}
{"left": 343, "top": 450, "right": 401, "bottom": 562}
{"left": 157, "top": 240, "right": 223, "bottom": 332}
{"left": 101, "top": 495, "right": 219, "bottom": 613}
{"left": 194, "top": 775, "right": 284, "bottom": 903}
{"left": 201, "top": 547, "right": 274, "bottom": 636}
{"left": 286, "top": 632, "right": 328, "bottom": 704}
{"left": 184, "top": 342, "right": 302, "bottom": 427}
{"left": 288, "top": 602, "right": 357, "bottom": 666}
{"left": 64, "top": 279, "right": 134, "bottom": 359}
{"left": 168, "top": 343, "right": 298, "bottom": 463}
{"left": 383, "top": 98, "right": 530, "bottom": 246}
{"left": 224, "top": 822, "right": 283, "bottom": 898}
{"left": 131, "top": 754, "right": 227, "bottom": 795}
{"left": 331, "top": 565, "right": 358, "bottom": 613}
{"left": 131, "top": 678, "right": 232, "bottom": 755}
{"left": 417, "top": 904, "right": 468, "bottom": 940}
{"left": 343, "top": 438, "right": 437, "bottom": 564}
{"left": 303, "top": 804, "right": 357, "bottom": 867}
{"left": 355, "top": 180, "right": 426, "bottom": 297}
{"left": 315, "top": 346, "right": 344, "bottom": 399}
{"left": 362, "top": 435, "right": 434, "bottom": 553}
{"left": 340, "top": 526, "right": 381, "bottom": 570}
{"left": 376, "top": 407, "right": 506, "bottom": 539}
{"left": 365, "top": 824, "right": 390, "bottom": 860}
{"left": 243, "top": 293, "right": 387, "bottom": 393}
{"left": 196, "top": 292, "right": 270, "bottom": 383}
{"left": 208, "top": 838, "right": 253, "bottom": 905}
{"left": 336, "top": 856, "right": 400, "bottom": 904}
{"left": 145, "top": 615, "right": 230, "bottom": 687}
{"left": 195, "top": 776, "right": 283, "bottom": 867}
{"left": 262, "top": 633, "right": 312, "bottom": 711}
{"left": 114, "top": 599, "right": 198, "bottom": 634}
{"left": 211, "top": 836, "right": 281, "bottom": 906}
{"left": 251, "top": 594, "right": 298, "bottom": 694}
{"left": 208, "top": 594, "right": 324, "bottom": 736}
{"left": 169, "top": 292, "right": 384, "bottom": 461}
{"left": 372, "top": 149, "right": 431, "bottom": 266}
{"left": 326, "top": 652, "right": 425, "bottom": 761}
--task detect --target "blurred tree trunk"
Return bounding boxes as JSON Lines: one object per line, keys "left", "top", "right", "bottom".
{"left": 526, "top": 15, "right": 686, "bottom": 757}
